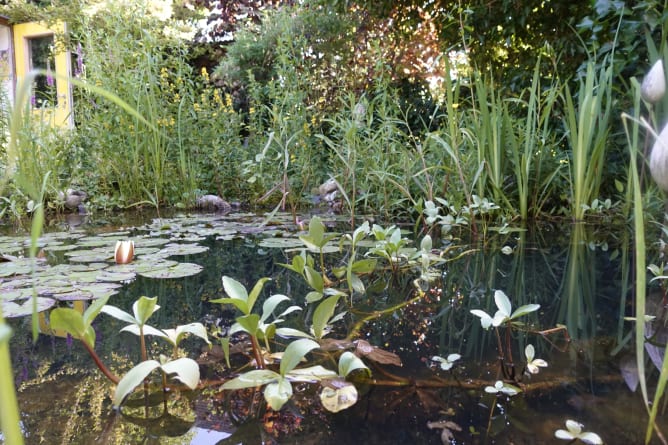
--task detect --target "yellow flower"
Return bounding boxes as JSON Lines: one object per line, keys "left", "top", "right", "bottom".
{"left": 201, "top": 67, "right": 209, "bottom": 82}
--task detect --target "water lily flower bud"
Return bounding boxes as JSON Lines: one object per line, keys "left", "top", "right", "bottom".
{"left": 114, "top": 240, "right": 134, "bottom": 264}
{"left": 641, "top": 59, "right": 666, "bottom": 103}
{"left": 650, "top": 122, "right": 668, "bottom": 191}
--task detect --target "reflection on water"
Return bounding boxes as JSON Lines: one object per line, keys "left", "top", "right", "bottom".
{"left": 4, "top": 214, "right": 664, "bottom": 444}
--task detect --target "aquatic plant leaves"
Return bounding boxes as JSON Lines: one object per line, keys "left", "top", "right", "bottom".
{"left": 1, "top": 297, "right": 56, "bottom": 318}
{"left": 113, "top": 357, "right": 200, "bottom": 408}
{"left": 137, "top": 262, "right": 203, "bottom": 279}
{"left": 319, "top": 379, "right": 359, "bottom": 413}
{"left": 312, "top": 295, "right": 341, "bottom": 340}
{"left": 280, "top": 338, "right": 320, "bottom": 376}
{"left": 157, "top": 243, "right": 209, "bottom": 257}
{"left": 50, "top": 296, "right": 110, "bottom": 347}
{"left": 338, "top": 351, "right": 371, "bottom": 377}
{"left": 264, "top": 377, "right": 293, "bottom": 411}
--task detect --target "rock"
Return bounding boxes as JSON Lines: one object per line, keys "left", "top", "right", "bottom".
{"left": 196, "top": 195, "right": 231, "bottom": 212}
{"left": 318, "top": 178, "right": 338, "bottom": 195}
{"left": 58, "top": 189, "right": 87, "bottom": 211}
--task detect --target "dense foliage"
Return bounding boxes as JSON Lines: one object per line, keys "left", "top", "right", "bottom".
{"left": 0, "top": 0, "right": 666, "bottom": 226}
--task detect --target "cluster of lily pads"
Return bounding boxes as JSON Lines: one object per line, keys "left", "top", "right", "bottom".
{"left": 0, "top": 212, "right": 267, "bottom": 318}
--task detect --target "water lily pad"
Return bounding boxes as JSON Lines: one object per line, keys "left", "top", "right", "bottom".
{"left": 65, "top": 250, "right": 112, "bottom": 263}
{"left": 96, "top": 270, "right": 137, "bottom": 282}
{"left": 134, "top": 247, "right": 161, "bottom": 257}
{"left": 158, "top": 243, "right": 209, "bottom": 257}
{"left": 0, "top": 258, "right": 39, "bottom": 277}
{"left": 138, "top": 262, "right": 203, "bottom": 279}
{"left": 76, "top": 282, "right": 122, "bottom": 298}
{"left": 0, "top": 288, "right": 33, "bottom": 301}
{"left": 258, "top": 237, "right": 306, "bottom": 249}
{"left": 44, "top": 244, "right": 80, "bottom": 252}
{"left": 1, "top": 297, "right": 56, "bottom": 318}
{"left": 133, "top": 237, "right": 170, "bottom": 247}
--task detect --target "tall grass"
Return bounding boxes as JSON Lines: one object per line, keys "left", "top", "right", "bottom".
{"left": 563, "top": 58, "right": 613, "bottom": 221}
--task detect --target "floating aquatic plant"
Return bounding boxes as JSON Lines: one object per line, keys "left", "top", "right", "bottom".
{"left": 555, "top": 419, "right": 603, "bottom": 444}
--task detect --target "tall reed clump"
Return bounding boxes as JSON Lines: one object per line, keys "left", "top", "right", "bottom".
{"left": 71, "top": 2, "right": 248, "bottom": 209}
{"left": 563, "top": 58, "right": 613, "bottom": 221}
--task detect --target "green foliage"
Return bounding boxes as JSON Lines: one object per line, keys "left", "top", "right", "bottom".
{"left": 50, "top": 295, "right": 110, "bottom": 348}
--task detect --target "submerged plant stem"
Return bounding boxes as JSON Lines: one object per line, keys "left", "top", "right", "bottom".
{"left": 81, "top": 341, "right": 119, "bottom": 385}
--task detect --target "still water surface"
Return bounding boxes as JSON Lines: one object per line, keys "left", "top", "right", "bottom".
{"left": 2, "top": 211, "right": 663, "bottom": 444}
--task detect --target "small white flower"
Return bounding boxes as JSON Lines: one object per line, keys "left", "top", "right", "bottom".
{"left": 484, "top": 380, "right": 521, "bottom": 396}
{"left": 555, "top": 419, "right": 603, "bottom": 444}
{"left": 524, "top": 344, "right": 548, "bottom": 375}
{"left": 431, "top": 353, "right": 461, "bottom": 371}
{"left": 641, "top": 59, "right": 666, "bottom": 104}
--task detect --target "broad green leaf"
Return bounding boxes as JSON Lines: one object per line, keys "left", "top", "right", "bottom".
{"left": 164, "top": 322, "right": 210, "bottom": 347}
{"left": 350, "top": 258, "right": 377, "bottom": 274}
{"left": 312, "top": 295, "right": 340, "bottom": 340}
{"left": 494, "top": 290, "right": 512, "bottom": 317}
{"left": 510, "top": 303, "right": 540, "bottom": 320}
{"left": 101, "top": 304, "right": 137, "bottom": 325}
{"left": 261, "top": 294, "right": 290, "bottom": 323}
{"left": 222, "top": 276, "right": 248, "bottom": 303}
{"left": 223, "top": 369, "right": 279, "bottom": 389}
{"left": 50, "top": 308, "right": 86, "bottom": 340}
{"left": 113, "top": 360, "right": 161, "bottom": 407}
{"left": 304, "top": 266, "right": 324, "bottom": 293}
{"left": 338, "top": 351, "right": 370, "bottom": 378}
{"left": 208, "top": 297, "right": 249, "bottom": 315}
{"left": 420, "top": 235, "right": 432, "bottom": 252}
{"left": 82, "top": 295, "right": 111, "bottom": 326}
{"left": 264, "top": 377, "right": 292, "bottom": 411}
{"left": 351, "top": 221, "right": 370, "bottom": 244}
{"left": 280, "top": 338, "right": 320, "bottom": 376}
{"left": 350, "top": 273, "right": 365, "bottom": 294}
{"left": 278, "top": 254, "right": 305, "bottom": 275}
{"left": 309, "top": 217, "right": 325, "bottom": 244}
{"left": 121, "top": 324, "right": 168, "bottom": 338}
{"left": 133, "top": 296, "right": 159, "bottom": 325}
{"left": 235, "top": 313, "right": 261, "bottom": 335}
{"left": 305, "top": 291, "right": 323, "bottom": 303}
{"left": 320, "top": 380, "right": 358, "bottom": 412}
{"left": 286, "top": 365, "right": 338, "bottom": 382}
{"left": 247, "top": 277, "right": 271, "bottom": 315}
{"left": 275, "top": 327, "right": 313, "bottom": 339}
{"left": 161, "top": 357, "right": 200, "bottom": 389}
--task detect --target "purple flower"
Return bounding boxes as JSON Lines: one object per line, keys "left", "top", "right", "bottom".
{"left": 30, "top": 95, "right": 36, "bottom": 107}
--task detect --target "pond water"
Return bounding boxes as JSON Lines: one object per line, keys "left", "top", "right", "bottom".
{"left": 1, "top": 210, "right": 663, "bottom": 444}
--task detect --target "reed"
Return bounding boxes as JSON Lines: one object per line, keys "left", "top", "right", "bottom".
{"left": 563, "top": 59, "right": 613, "bottom": 221}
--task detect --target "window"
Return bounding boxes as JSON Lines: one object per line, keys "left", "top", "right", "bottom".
{"left": 28, "top": 34, "right": 56, "bottom": 108}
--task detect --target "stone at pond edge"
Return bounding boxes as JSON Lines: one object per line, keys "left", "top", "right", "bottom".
{"left": 195, "top": 195, "right": 231, "bottom": 212}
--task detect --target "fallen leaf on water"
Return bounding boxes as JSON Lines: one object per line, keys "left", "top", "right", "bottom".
{"left": 354, "top": 339, "right": 402, "bottom": 366}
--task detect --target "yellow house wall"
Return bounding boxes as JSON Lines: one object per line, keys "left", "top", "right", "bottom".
{"left": 12, "top": 21, "right": 72, "bottom": 128}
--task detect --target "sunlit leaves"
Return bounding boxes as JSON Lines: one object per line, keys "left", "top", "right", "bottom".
{"left": 50, "top": 295, "right": 111, "bottom": 348}
{"left": 113, "top": 357, "right": 200, "bottom": 408}
{"left": 431, "top": 353, "right": 461, "bottom": 371}
{"left": 470, "top": 290, "right": 539, "bottom": 329}
{"left": 484, "top": 380, "right": 521, "bottom": 396}
{"left": 524, "top": 344, "right": 547, "bottom": 375}
{"left": 555, "top": 420, "right": 603, "bottom": 444}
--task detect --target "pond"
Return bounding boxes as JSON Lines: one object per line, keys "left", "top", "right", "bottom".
{"left": 1, "top": 210, "right": 662, "bottom": 444}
